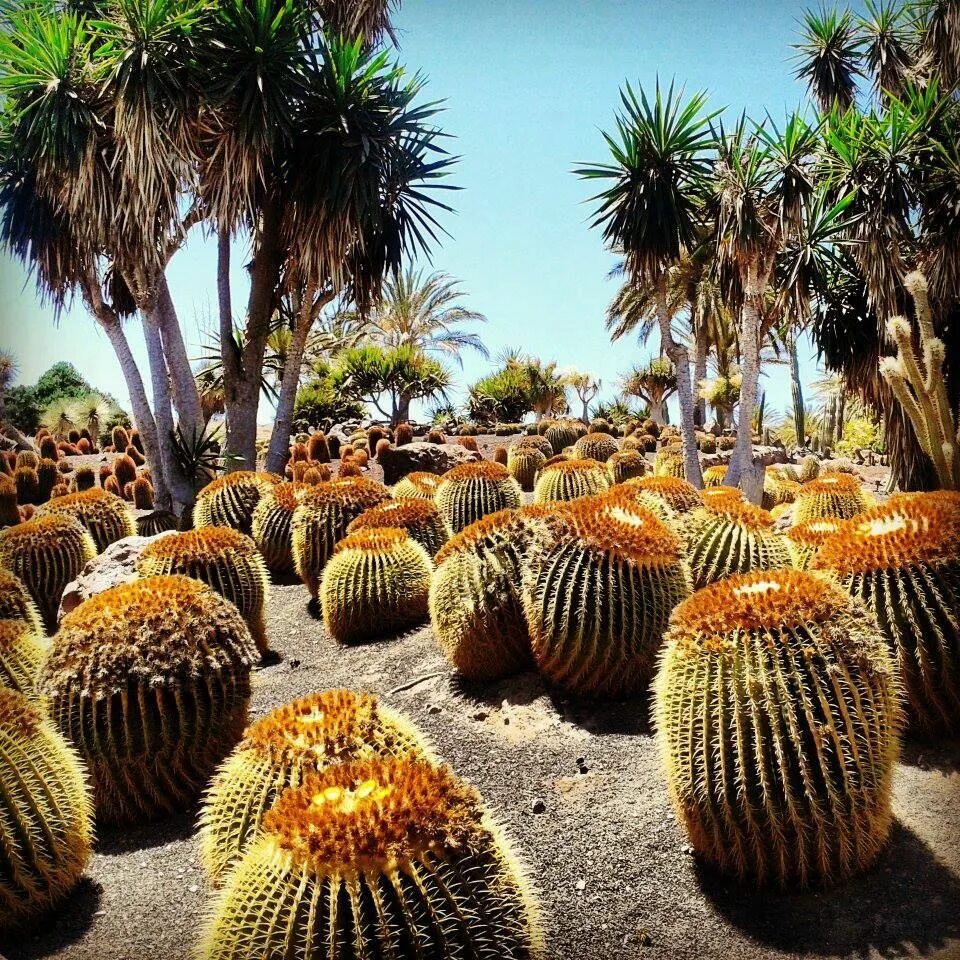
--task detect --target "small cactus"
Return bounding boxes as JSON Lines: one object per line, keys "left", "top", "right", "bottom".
{"left": 36, "top": 488, "right": 136, "bottom": 553}
{"left": 762, "top": 467, "right": 801, "bottom": 510}
{"left": 0, "top": 618, "right": 47, "bottom": 699}
{"left": 793, "top": 472, "right": 873, "bottom": 524}
{"left": 112, "top": 453, "right": 137, "bottom": 489}
{"left": 347, "top": 498, "right": 451, "bottom": 557}
{"left": 494, "top": 444, "right": 509, "bottom": 465}
{"left": 194, "top": 471, "right": 282, "bottom": 537}
{"left": 573, "top": 432, "right": 619, "bottom": 463}
{"left": 607, "top": 450, "right": 646, "bottom": 484}
{"left": 392, "top": 471, "right": 443, "bottom": 500}
{"left": 0, "top": 568, "right": 43, "bottom": 634}
{"left": 507, "top": 445, "right": 547, "bottom": 492}
{"left": 36, "top": 458, "right": 58, "bottom": 502}
{"left": 532, "top": 458, "right": 611, "bottom": 503}
{"left": 15, "top": 466, "right": 39, "bottom": 505}
{"left": 111, "top": 425, "right": 129, "bottom": 450}
{"left": 251, "top": 482, "right": 312, "bottom": 575}
{"left": 544, "top": 419, "right": 583, "bottom": 455}
{"left": 434, "top": 461, "right": 523, "bottom": 533}
{"left": 73, "top": 466, "right": 95, "bottom": 491}
{"left": 516, "top": 434, "right": 554, "bottom": 458}
{"left": 16, "top": 450, "right": 38, "bottom": 470}
{"left": 394, "top": 422, "right": 414, "bottom": 446}
{"left": 132, "top": 476, "right": 154, "bottom": 509}
{"left": 0, "top": 475, "right": 19, "bottom": 526}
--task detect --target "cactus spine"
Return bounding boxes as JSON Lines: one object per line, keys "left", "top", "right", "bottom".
{"left": 793, "top": 472, "right": 872, "bottom": 524}
{"left": 250, "top": 482, "right": 312, "bottom": 575}
{"left": 0, "top": 619, "right": 47, "bottom": 700}
{"left": 508, "top": 445, "right": 547, "bottom": 492}
{"left": 533, "top": 458, "right": 611, "bottom": 503}
{"left": 194, "top": 471, "right": 282, "bottom": 536}
{"left": 36, "top": 488, "right": 136, "bottom": 553}
{"left": 433, "top": 462, "right": 523, "bottom": 533}
{"left": 0, "top": 568, "right": 43, "bottom": 634}
{"left": 347, "top": 498, "right": 451, "bottom": 558}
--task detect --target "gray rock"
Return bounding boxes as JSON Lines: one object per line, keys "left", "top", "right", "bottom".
{"left": 700, "top": 445, "right": 789, "bottom": 471}
{"left": 377, "top": 441, "right": 481, "bottom": 485}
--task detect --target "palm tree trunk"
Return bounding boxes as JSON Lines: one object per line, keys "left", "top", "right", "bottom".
{"left": 727, "top": 269, "right": 761, "bottom": 494}
{"left": 693, "top": 337, "right": 708, "bottom": 427}
{"left": 649, "top": 398, "right": 666, "bottom": 424}
{"left": 789, "top": 333, "right": 805, "bottom": 447}
{"left": 155, "top": 273, "right": 205, "bottom": 439}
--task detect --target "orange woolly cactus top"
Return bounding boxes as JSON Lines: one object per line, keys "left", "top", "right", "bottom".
{"left": 785, "top": 517, "right": 844, "bottom": 548}
{"left": 240, "top": 690, "right": 427, "bottom": 767}
{"left": 0, "top": 513, "right": 95, "bottom": 553}
{"left": 440, "top": 461, "right": 511, "bottom": 482}
{"left": 37, "top": 487, "right": 123, "bottom": 512}
{"left": 559, "top": 495, "right": 682, "bottom": 564}
{"left": 333, "top": 527, "right": 413, "bottom": 556}
{"left": 262, "top": 757, "right": 485, "bottom": 872}
{"left": 697, "top": 497, "right": 773, "bottom": 530}
{"left": 45, "top": 575, "right": 259, "bottom": 695}
{"left": 798, "top": 471, "right": 863, "bottom": 496}
{"left": 139, "top": 526, "right": 260, "bottom": 561}
{"left": 395, "top": 472, "right": 442, "bottom": 494}
{"left": 199, "top": 471, "right": 282, "bottom": 496}
{"left": 0, "top": 685, "right": 42, "bottom": 738}
{"left": 540, "top": 458, "right": 607, "bottom": 476}
{"left": 810, "top": 495, "right": 960, "bottom": 575}
{"left": 347, "top": 499, "right": 444, "bottom": 534}
{"left": 699, "top": 485, "right": 746, "bottom": 509}
{"left": 434, "top": 505, "right": 568, "bottom": 565}
{"left": 625, "top": 476, "right": 704, "bottom": 513}
{"left": 298, "top": 477, "right": 392, "bottom": 513}
{"left": 261, "top": 482, "right": 313, "bottom": 512}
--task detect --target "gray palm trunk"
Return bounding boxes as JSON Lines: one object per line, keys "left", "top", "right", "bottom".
{"left": 726, "top": 266, "right": 762, "bottom": 499}
{"left": 155, "top": 274, "right": 205, "bottom": 439}
{"left": 693, "top": 338, "right": 708, "bottom": 427}
{"left": 789, "top": 333, "right": 805, "bottom": 447}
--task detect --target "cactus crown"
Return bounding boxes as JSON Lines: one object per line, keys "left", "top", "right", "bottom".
{"left": 201, "top": 471, "right": 281, "bottom": 495}
{"left": 139, "top": 525, "right": 258, "bottom": 561}
{"left": 700, "top": 498, "right": 773, "bottom": 530}
{"left": 347, "top": 498, "right": 443, "bottom": 533}
{"left": 262, "top": 481, "right": 312, "bottom": 511}
{"left": 333, "top": 527, "right": 410, "bottom": 556}
{"left": 559, "top": 495, "right": 681, "bottom": 563}
{"left": 699, "top": 485, "right": 746, "bottom": 508}
{"left": 312, "top": 476, "right": 391, "bottom": 509}
{"left": 785, "top": 518, "right": 843, "bottom": 548}
{"left": 542, "top": 458, "right": 606, "bottom": 477}
{"left": 434, "top": 506, "right": 563, "bottom": 565}
{"left": 811, "top": 495, "right": 960, "bottom": 575}
{"left": 394, "top": 471, "right": 442, "bottom": 495}
{"left": 441, "top": 461, "right": 510, "bottom": 482}
{"left": 0, "top": 513, "right": 94, "bottom": 552}
{"left": 801, "top": 472, "right": 862, "bottom": 495}
{"left": 627, "top": 476, "right": 704, "bottom": 513}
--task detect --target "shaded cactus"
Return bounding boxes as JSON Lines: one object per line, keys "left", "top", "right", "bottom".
{"left": 43, "top": 576, "right": 257, "bottom": 823}
{"left": 136, "top": 528, "right": 271, "bottom": 656}
{"left": 320, "top": 529, "right": 433, "bottom": 644}
{"left": 306, "top": 432, "right": 330, "bottom": 463}
{"left": 793, "top": 472, "right": 872, "bottom": 524}
{"left": 0, "top": 569, "right": 43, "bottom": 634}
{"left": 516, "top": 434, "right": 553, "bottom": 458}
{"left": 199, "top": 690, "right": 430, "bottom": 884}
{"left": 0, "top": 688, "right": 93, "bottom": 933}
{"left": 197, "top": 757, "right": 542, "bottom": 960}
{"left": 136, "top": 509, "right": 178, "bottom": 538}
{"left": 36, "top": 487, "right": 135, "bottom": 553}
{"left": 532, "top": 458, "right": 610, "bottom": 503}
{"left": 16, "top": 451, "right": 38, "bottom": 471}
{"left": 38, "top": 436, "right": 59, "bottom": 461}
{"left": 702, "top": 464, "right": 727, "bottom": 487}
{"left": 132, "top": 476, "right": 154, "bottom": 509}
{"left": 523, "top": 496, "right": 691, "bottom": 698}
{"left": 347, "top": 499, "right": 450, "bottom": 557}
{"left": 124, "top": 444, "right": 145, "bottom": 467}
{"left": 194, "top": 471, "right": 282, "bottom": 536}
{"left": 434, "top": 461, "right": 522, "bottom": 533}
{"left": 0, "top": 516, "right": 96, "bottom": 633}
{"left": 15, "top": 466, "right": 39, "bottom": 505}
{"left": 544, "top": 419, "right": 582, "bottom": 454}
{"left": 103, "top": 475, "right": 122, "bottom": 497}
{"left": 73, "top": 466, "right": 95, "bottom": 491}
{"left": 810, "top": 494, "right": 960, "bottom": 734}
{"left": 111, "top": 425, "right": 129, "bottom": 450}
{"left": 366, "top": 426, "right": 387, "bottom": 455}
{"left": 0, "top": 476, "right": 19, "bottom": 526}
{"left": 784, "top": 517, "right": 843, "bottom": 570}
{"left": 394, "top": 422, "right": 414, "bottom": 446}
{"left": 36, "top": 458, "right": 58, "bottom": 502}
{"left": 291, "top": 478, "right": 392, "bottom": 597}
{"left": 0, "top": 619, "right": 47, "bottom": 699}
{"left": 251, "top": 482, "right": 312, "bottom": 575}
{"left": 508, "top": 445, "right": 546, "bottom": 492}
{"left": 655, "top": 569, "right": 900, "bottom": 887}
{"left": 607, "top": 450, "right": 646, "bottom": 484}
{"left": 573, "top": 432, "right": 619, "bottom": 463}
{"left": 112, "top": 453, "right": 137, "bottom": 489}
{"left": 392, "top": 471, "right": 442, "bottom": 500}
{"left": 494, "top": 444, "right": 508, "bottom": 465}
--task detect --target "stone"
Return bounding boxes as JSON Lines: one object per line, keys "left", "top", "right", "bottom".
{"left": 377, "top": 441, "right": 482, "bottom": 485}
{"left": 532, "top": 798, "right": 547, "bottom": 814}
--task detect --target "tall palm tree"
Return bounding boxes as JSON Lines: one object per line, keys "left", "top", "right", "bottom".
{"left": 793, "top": 8, "right": 864, "bottom": 112}
{"left": 578, "top": 81, "right": 718, "bottom": 487}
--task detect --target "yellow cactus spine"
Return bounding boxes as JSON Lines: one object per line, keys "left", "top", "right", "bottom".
{"left": 532, "top": 458, "right": 611, "bottom": 503}
{"left": 793, "top": 472, "right": 873, "bottom": 524}
{"left": 392, "top": 470, "right": 442, "bottom": 500}
{"left": 0, "top": 619, "right": 48, "bottom": 700}
{"left": 701, "top": 464, "right": 728, "bottom": 487}
{"left": 194, "top": 471, "right": 282, "bottom": 536}
{"left": 346, "top": 498, "right": 451, "bottom": 557}
{"left": 36, "top": 487, "right": 136, "bottom": 553}
{"left": 507, "top": 445, "right": 547, "bottom": 491}
{"left": 0, "top": 568, "right": 43, "bottom": 635}
{"left": 433, "top": 461, "right": 523, "bottom": 533}
{"left": 655, "top": 570, "right": 900, "bottom": 887}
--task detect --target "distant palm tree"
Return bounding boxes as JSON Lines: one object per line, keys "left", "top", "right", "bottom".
{"left": 622, "top": 358, "right": 677, "bottom": 425}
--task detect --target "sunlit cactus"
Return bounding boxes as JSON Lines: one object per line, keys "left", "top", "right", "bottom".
{"left": 0, "top": 516, "right": 96, "bottom": 633}
{"left": 793, "top": 472, "right": 873, "bottom": 524}
{"left": 508, "top": 445, "right": 547, "bottom": 491}
{"left": 601, "top": 484, "right": 688, "bottom": 546}
{"left": 320, "top": 529, "right": 433, "bottom": 644}
{"left": 763, "top": 468, "right": 801, "bottom": 510}
{"left": 43, "top": 576, "right": 257, "bottom": 823}
{"left": 784, "top": 517, "right": 843, "bottom": 570}
{"left": 653, "top": 448, "right": 685, "bottom": 478}
{"left": 655, "top": 570, "right": 900, "bottom": 887}
{"left": 197, "top": 757, "right": 542, "bottom": 960}
{"left": 347, "top": 498, "right": 451, "bottom": 557}
{"left": 607, "top": 450, "right": 646, "bottom": 484}
{"left": 0, "top": 568, "right": 43, "bottom": 634}
{"left": 250, "top": 482, "right": 313, "bottom": 575}
{"left": 136, "top": 528, "right": 271, "bottom": 656}
{"left": 523, "top": 496, "right": 691, "bottom": 697}
{"left": 194, "top": 471, "right": 282, "bottom": 536}
{"left": 0, "top": 687, "right": 93, "bottom": 933}
{"left": 810, "top": 493, "right": 960, "bottom": 733}
{"left": 573, "top": 432, "right": 619, "bottom": 463}
{"left": 291, "top": 478, "right": 392, "bottom": 597}
{"left": 199, "top": 690, "right": 430, "bottom": 884}
{"left": 0, "top": 619, "right": 47, "bottom": 700}
{"left": 533, "top": 458, "right": 611, "bottom": 503}
{"left": 544, "top": 419, "right": 583, "bottom": 454}
{"left": 434, "top": 461, "right": 523, "bottom": 533}
{"left": 702, "top": 464, "right": 728, "bottom": 487}
{"left": 699, "top": 484, "right": 746, "bottom": 509}
{"left": 36, "top": 488, "right": 136, "bottom": 553}
{"left": 516, "top": 434, "right": 554, "bottom": 458}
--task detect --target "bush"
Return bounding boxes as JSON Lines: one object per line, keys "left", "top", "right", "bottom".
{"left": 293, "top": 379, "right": 365, "bottom": 432}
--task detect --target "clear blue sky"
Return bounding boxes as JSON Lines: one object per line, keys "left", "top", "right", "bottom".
{"left": 0, "top": 0, "right": 838, "bottom": 424}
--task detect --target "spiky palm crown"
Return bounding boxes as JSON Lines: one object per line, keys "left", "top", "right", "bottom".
{"left": 36, "top": 488, "right": 135, "bottom": 552}
{"left": 347, "top": 498, "right": 450, "bottom": 557}
{"left": 0, "top": 569, "right": 43, "bottom": 635}
{"left": 532, "top": 458, "right": 611, "bottom": 503}
{"left": 626, "top": 476, "right": 704, "bottom": 513}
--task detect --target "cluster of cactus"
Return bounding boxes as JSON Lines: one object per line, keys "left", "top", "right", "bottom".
{"left": 194, "top": 471, "right": 282, "bottom": 536}
{"left": 136, "top": 527, "right": 271, "bottom": 656}
{"left": 533, "top": 458, "right": 611, "bottom": 503}
{"left": 607, "top": 450, "right": 646, "bottom": 484}
{"left": 573, "top": 432, "right": 619, "bottom": 463}
{"left": 392, "top": 470, "right": 443, "bottom": 500}
{"left": 36, "top": 488, "right": 136, "bottom": 553}
{"left": 507, "top": 445, "right": 547, "bottom": 491}
{"left": 0, "top": 618, "right": 47, "bottom": 699}
{"left": 320, "top": 529, "right": 433, "bottom": 644}
{"left": 43, "top": 576, "right": 258, "bottom": 822}
{"left": 793, "top": 472, "right": 872, "bottom": 524}
{"left": 199, "top": 690, "right": 430, "bottom": 883}
{"left": 0, "top": 687, "right": 94, "bottom": 932}
{"left": 347, "top": 498, "right": 451, "bottom": 557}
{"left": 810, "top": 493, "right": 960, "bottom": 733}
{"left": 655, "top": 569, "right": 900, "bottom": 887}
{"left": 433, "top": 461, "right": 522, "bottom": 533}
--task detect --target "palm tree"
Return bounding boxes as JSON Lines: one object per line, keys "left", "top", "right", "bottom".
{"left": 503, "top": 352, "right": 568, "bottom": 421}
{"left": 859, "top": 0, "right": 914, "bottom": 101}
{"left": 793, "top": 8, "right": 864, "bottom": 112}
{"left": 622, "top": 358, "right": 677, "bottom": 424}
{"left": 566, "top": 370, "right": 601, "bottom": 423}
{"left": 578, "top": 81, "right": 718, "bottom": 487}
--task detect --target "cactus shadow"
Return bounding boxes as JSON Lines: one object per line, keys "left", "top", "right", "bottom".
{"left": 95, "top": 805, "right": 198, "bottom": 855}
{"left": 899, "top": 735, "right": 960, "bottom": 774}
{"left": 699, "top": 822, "right": 960, "bottom": 956}
{"left": 0, "top": 877, "right": 102, "bottom": 960}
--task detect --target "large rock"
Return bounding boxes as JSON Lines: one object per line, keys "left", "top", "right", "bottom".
{"left": 378, "top": 442, "right": 481, "bottom": 485}
{"left": 701, "top": 445, "right": 789, "bottom": 470}
{"left": 58, "top": 532, "right": 175, "bottom": 620}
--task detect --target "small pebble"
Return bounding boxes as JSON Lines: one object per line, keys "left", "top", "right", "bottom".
{"left": 426, "top": 703, "right": 441, "bottom": 715}
{"left": 532, "top": 798, "right": 546, "bottom": 814}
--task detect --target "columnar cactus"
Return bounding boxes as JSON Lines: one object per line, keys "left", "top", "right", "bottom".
{"left": 654, "top": 569, "right": 900, "bottom": 887}
{"left": 113, "top": 453, "right": 137, "bottom": 489}
{"left": 197, "top": 757, "right": 542, "bottom": 960}
{"left": 36, "top": 458, "right": 58, "bottom": 502}
{"left": 132, "top": 476, "right": 154, "bottom": 509}
{"left": 36, "top": 488, "right": 136, "bottom": 553}
{"left": 0, "top": 568, "right": 43, "bottom": 634}
{"left": 793, "top": 472, "right": 873, "bottom": 524}
{"left": 136, "top": 528, "right": 271, "bottom": 656}
{"left": 43, "top": 576, "right": 258, "bottom": 823}
{"left": 0, "top": 688, "right": 93, "bottom": 932}
{"left": 199, "top": 690, "right": 430, "bottom": 883}
{"left": 347, "top": 499, "right": 451, "bottom": 558}
{"left": 72, "top": 466, "right": 95, "bottom": 491}
{"left": 508, "top": 445, "right": 547, "bottom": 492}
{"left": 251, "top": 482, "right": 312, "bottom": 575}
{"left": 320, "top": 529, "right": 433, "bottom": 644}
{"left": 0, "top": 516, "right": 96, "bottom": 633}
{"left": 0, "top": 619, "right": 47, "bottom": 699}
{"left": 194, "top": 471, "right": 282, "bottom": 536}
{"left": 810, "top": 494, "right": 960, "bottom": 733}
{"left": 573, "top": 432, "right": 619, "bottom": 463}
{"left": 607, "top": 450, "right": 646, "bottom": 484}
{"left": 784, "top": 518, "right": 843, "bottom": 570}
{"left": 523, "top": 496, "right": 691, "bottom": 697}
{"left": 434, "top": 461, "right": 523, "bottom": 533}
{"left": 15, "top": 466, "right": 39, "bottom": 505}
{"left": 532, "top": 458, "right": 611, "bottom": 503}
{"left": 307, "top": 432, "right": 331, "bottom": 463}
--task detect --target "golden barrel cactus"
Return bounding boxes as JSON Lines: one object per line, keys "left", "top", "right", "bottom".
{"left": 194, "top": 471, "right": 282, "bottom": 536}
{"left": 784, "top": 518, "right": 844, "bottom": 570}
{"left": 392, "top": 471, "right": 442, "bottom": 500}
{"left": 655, "top": 569, "right": 900, "bottom": 887}
{"left": 0, "top": 619, "right": 47, "bottom": 700}
{"left": 607, "top": 450, "right": 646, "bottom": 484}
{"left": 250, "top": 482, "right": 312, "bottom": 575}
{"left": 702, "top": 464, "right": 728, "bottom": 487}
{"left": 544, "top": 419, "right": 583, "bottom": 455}
{"left": 653, "top": 448, "right": 685, "bottom": 478}
{"left": 433, "top": 461, "right": 523, "bottom": 533}
{"left": 43, "top": 576, "right": 258, "bottom": 823}
{"left": 197, "top": 757, "right": 542, "bottom": 960}
{"left": 199, "top": 690, "right": 430, "bottom": 884}
{"left": 36, "top": 488, "right": 135, "bottom": 553}
{"left": 346, "top": 498, "right": 450, "bottom": 558}
{"left": 507, "top": 445, "right": 547, "bottom": 492}
{"left": 793, "top": 471, "right": 872, "bottom": 524}
{"left": 532, "top": 458, "right": 611, "bottom": 503}
{"left": 573, "top": 432, "right": 619, "bottom": 463}
{"left": 0, "top": 568, "right": 43, "bottom": 634}
{"left": 625, "top": 476, "right": 704, "bottom": 514}
{"left": 763, "top": 468, "right": 801, "bottom": 510}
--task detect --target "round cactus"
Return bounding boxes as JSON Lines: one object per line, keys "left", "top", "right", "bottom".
{"left": 0, "top": 568, "right": 43, "bottom": 634}
{"left": 36, "top": 488, "right": 136, "bottom": 553}
{"left": 0, "top": 476, "right": 19, "bottom": 526}
{"left": 702, "top": 464, "right": 728, "bottom": 487}
{"left": 113, "top": 453, "right": 137, "bottom": 489}
{"left": 686, "top": 500, "right": 791, "bottom": 590}
{"left": 516, "top": 434, "right": 554, "bottom": 458}
{"left": 784, "top": 517, "right": 844, "bottom": 570}
{"left": 291, "top": 478, "right": 392, "bottom": 597}
{"left": 607, "top": 450, "right": 646, "bottom": 484}
{"left": 132, "top": 475, "right": 154, "bottom": 509}
{"left": 0, "top": 687, "right": 93, "bottom": 933}
{"left": 72, "top": 466, "right": 96, "bottom": 492}
{"left": 810, "top": 494, "right": 960, "bottom": 734}
{"left": 320, "top": 529, "right": 433, "bottom": 644}
{"left": 36, "top": 458, "right": 58, "bottom": 502}
{"left": 507, "top": 445, "right": 547, "bottom": 492}
{"left": 197, "top": 757, "right": 542, "bottom": 960}
{"left": 654, "top": 569, "right": 900, "bottom": 887}
{"left": 797, "top": 454, "right": 821, "bottom": 483}
{"left": 544, "top": 419, "right": 583, "bottom": 455}
{"left": 199, "top": 690, "right": 430, "bottom": 884}
{"left": 0, "top": 516, "right": 96, "bottom": 633}
{"left": 194, "top": 471, "right": 282, "bottom": 536}
{"left": 532, "top": 458, "right": 611, "bottom": 503}
{"left": 762, "top": 468, "right": 801, "bottom": 510}
{"left": 136, "top": 509, "right": 179, "bottom": 538}
{"left": 15, "top": 466, "right": 39, "bottom": 505}
{"left": 602, "top": 484, "right": 688, "bottom": 546}
{"left": 0, "top": 619, "right": 47, "bottom": 700}
{"left": 793, "top": 471, "right": 872, "bottom": 524}
{"left": 136, "top": 528, "right": 271, "bottom": 656}
{"left": 251, "top": 482, "right": 313, "bottom": 575}
{"left": 434, "top": 461, "right": 522, "bottom": 533}
{"left": 699, "top": 484, "right": 746, "bottom": 509}
{"left": 43, "top": 576, "right": 258, "bottom": 823}
{"left": 653, "top": 448, "right": 685, "bottom": 478}
{"left": 573, "top": 432, "right": 619, "bottom": 463}
{"left": 523, "top": 496, "right": 691, "bottom": 698}
{"left": 347, "top": 499, "right": 450, "bottom": 558}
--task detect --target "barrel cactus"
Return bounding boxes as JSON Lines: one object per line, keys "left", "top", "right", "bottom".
{"left": 784, "top": 518, "right": 843, "bottom": 570}
{"left": 573, "top": 432, "right": 619, "bottom": 463}
{"left": 544, "top": 419, "right": 582, "bottom": 455}
{"left": 622, "top": 475, "right": 704, "bottom": 514}
{"left": 0, "top": 687, "right": 93, "bottom": 932}
{"left": 320, "top": 529, "right": 433, "bottom": 644}
{"left": 15, "top": 466, "right": 39, "bottom": 505}
{"left": 523, "top": 496, "right": 691, "bottom": 697}
{"left": 0, "top": 476, "right": 19, "bottom": 526}
{"left": 699, "top": 484, "right": 746, "bottom": 509}
{"left": 43, "top": 576, "right": 258, "bottom": 823}
{"left": 702, "top": 464, "right": 728, "bottom": 487}
{"left": 136, "top": 509, "right": 179, "bottom": 538}
{"left": 347, "top": 499, "right": 450, "bottom": 558}
{"left": 434, "top": 461, "right": 522, "bottom": 533}
{"left": 199, "top": 690, "right": 430, "bottom": 884}
{"left": 763, "top": 468, "right": 801, "bottom": 510}
{"left": 197, "top": 757, "right": 542, "bottom": 960}
{"left": 136, "top": 527, "right": 271, "bottom": 656}
{"left": 0, "top": 568, "right": 43, "bottom": 634}
{"left": 653, "top": 448, "right": 685, "bottom": 478}
{"left": 390, "top": 471, "right": 441, "bottom": 500}
{"left": 654, "top": 569, "right": 900, "bottom": 887}
{"left": 251, "top": 482, "right": 312, "bottom": 575}
{"left": 0, "top": 516, "right": 96, "bottom": 633}
{"left": 793, "top": 472, "right": 872, "bottom": 524}
{"left": 507, "top": 445, "right": 547, "bottom": 492}
{"left": 36, "top": 488, "right": 136, "bottom": 553}
{"left": 607, "top": 450, "right": 646, "bottom": 484}
{"left": 194, "top": 471, "right": 282, "bottom": 536}
{"left": 516, "top": 434, "right": 554, "bottom": 458}
{"left": 291, "top": 478, "right": 392, "bottom": 597}
{"left": 533, "top": 458, "right": 611, "bottom": 503}
{"left": 810, "top": 494, "right": 960, "bottom": 734}
{"left": 0, "top": 619, "right": 47, "bottom": 700}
